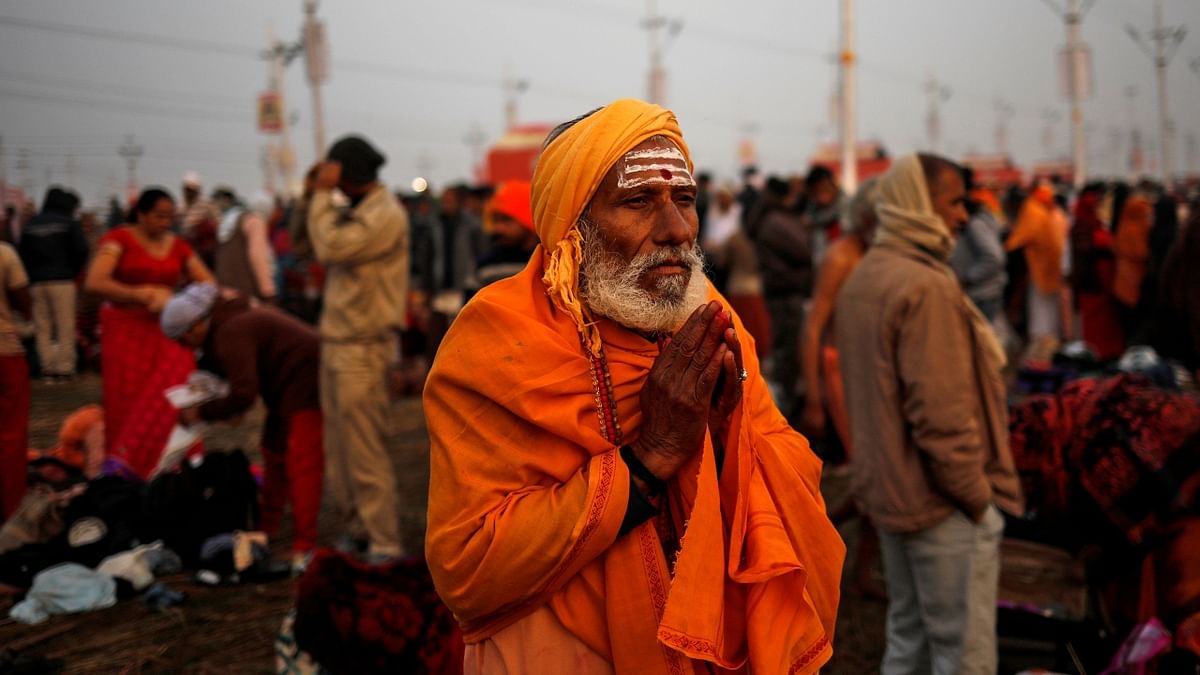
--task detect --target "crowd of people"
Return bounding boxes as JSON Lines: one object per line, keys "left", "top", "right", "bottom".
{"left": 0, "top": 95, "right": 1198, "bottom": 673}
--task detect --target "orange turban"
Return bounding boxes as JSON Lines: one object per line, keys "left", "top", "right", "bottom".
{"left": 485, "top": 180, "right": 534, "bottom": 233}
{"left": 530, "top": 99, "right": 692, "bottom": 356}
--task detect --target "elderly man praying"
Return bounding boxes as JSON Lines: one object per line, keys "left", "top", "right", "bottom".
{"left": 424, "top": 99, "right": 844, "bottom": 675}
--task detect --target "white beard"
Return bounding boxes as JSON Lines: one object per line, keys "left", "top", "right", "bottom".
{"left": 578, "top": 218, "right": 709, "bottom": 334}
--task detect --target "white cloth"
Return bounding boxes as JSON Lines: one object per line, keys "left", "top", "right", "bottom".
{"left": 873, "top": 155, "right": 1005, "bottom": 368}
{"left": 9, "top": 563, "right": 117, "bottom": 625}
{"left": 164, "top": 370, "right": 230, "bottom": 409}
{"left": 703, "top": 203, "right": 741, "bottom": 250}
{"left": 97, "top": 541, "right": 163, "bottom": 591}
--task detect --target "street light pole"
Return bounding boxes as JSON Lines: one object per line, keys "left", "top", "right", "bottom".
{"left": 264, "top": 28, "right": 300, "bottom": 192}
{"left": 642, "top": 0, "right": 681, "bottom": 105}
{"left": 117, "top": 135, "right": 143, "bottom": 200}
{"left": 839, "top": 0, "right": 857, "bottom": 193}
{"left": 1126, "top": 0, "right": 1186, "bottom": 188}
{"left": 1065, "top": 0, "right": 1087, "bottom": 189}
{"left": 303, "top": 0, "right": 328, "bottom": 160}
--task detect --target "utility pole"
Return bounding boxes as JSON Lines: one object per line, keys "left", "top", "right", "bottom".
{"left": 924, "top": 74, "right": 951, "bottom": 154}
{"left": 463, "top": 124, "right": 486, "bottom": 183}
{"left": 1043, "top": 0, "right": 1095, "bottom": 188}
{"left": 263, "top": 28, "right": 301, "bottom": 192}
{"left": 1064, "top": 0, "right": 1088, "bottom": 189}
{"left": 302, "top": 0, "right": 329, "bottom": 160}
{"left": 994, "top": 99, "right": 1014, "bottom": 156}
{"left": 1187, "top": 132, "right": 1198, "bottom": 178}
{"left": 261, "top": 144, "right": 278, "bottom": 195}
{"left": 1042, "top": 109, "right": 1062, "bottom": 159}
{"left": 642, "top": 0, "right": 681, "bottom": 105}
{"left": 0, "top": 136, "right": 7, "bottom": 213}
{"left": 1127, "top": 0, "right": 1186, "bottom": 188}
{"left": 1109, "top": 127, "right": 1124, "bottom": 177}
{"left": 117, "top": 135, "right": 143, "bottom": 199}
{"left": 65, "top": 152, "right": 78, "bottom": 190}
{"left": 502, "top": 64, "right": 528, "bottom": 131}
{"left": 16, "top": 148, "right": 32, "bottom": 201}
{"left": 838, "top": 0, "right": 858, "bottom": 192}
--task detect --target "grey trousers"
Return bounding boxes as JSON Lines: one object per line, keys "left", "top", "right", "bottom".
{"left": 320, "top": 339, "right": 403, "bottom": 557}
{"left": 878, "top": 505, "right": 1005, "bottom": 675}
{"left": 31, "top": 281, "right": 76, "bottom": 376}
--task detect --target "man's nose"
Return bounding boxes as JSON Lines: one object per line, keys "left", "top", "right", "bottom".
{"left": 654, "top": 200, "right": 692, "bottom": 246}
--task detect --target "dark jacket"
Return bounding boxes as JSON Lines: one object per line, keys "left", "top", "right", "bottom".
{"left": 18, "top": 212, "right": 89, "bottom": 283}
{"left": 754, "top": 208, "right": 814, "bottom": 297}
{"left": 197, "top": 297, "right": 320, "bottom": 421}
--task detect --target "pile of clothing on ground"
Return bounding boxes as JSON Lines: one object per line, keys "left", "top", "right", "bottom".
{"left": 1004, "top": 343, "right": 1200, "bottom": 671}
{"left": 274, "top": 549, "right": 464, "bottom": 675}
{"left": 0, "top": 445, "right": 269, "bottom": 626}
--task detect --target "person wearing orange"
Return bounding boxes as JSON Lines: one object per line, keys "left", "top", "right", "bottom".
{"left": 1005, "top": 184, "right": 1069, "bottom": 343}
{"left": 425, "top": 99, "right": 844, "bottom": 674}
{"left": 464, "top": 180, "right": 538, "bottom": 299}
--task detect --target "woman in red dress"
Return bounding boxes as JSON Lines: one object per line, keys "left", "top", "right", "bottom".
{"left": 84, "top": 188, "right": 214, "bottom": 477}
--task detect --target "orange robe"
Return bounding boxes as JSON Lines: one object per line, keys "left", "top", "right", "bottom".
{"left": 1112, "top": 196, "right": 1153, "bottom": 308}
{"left": 1006, "top": 186, "right": 1067, "bottom": 295}
{"left": 424, "top": 254, "right": 845, "bottom": 673}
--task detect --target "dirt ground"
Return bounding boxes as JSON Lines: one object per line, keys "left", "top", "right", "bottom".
{"left": 0, "top": 373, "right": 886, "bottom": 674}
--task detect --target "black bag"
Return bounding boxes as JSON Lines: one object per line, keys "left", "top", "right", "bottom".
{"left": 143, "top": 450, "right": 260, "bottom": 566}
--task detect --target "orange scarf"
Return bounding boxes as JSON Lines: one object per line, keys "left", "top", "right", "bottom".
{"left": 531, "top": 98, "right": 690, "bottom": 357}
{"left": 426, "top": 100, "right": 844, "bottom": 673}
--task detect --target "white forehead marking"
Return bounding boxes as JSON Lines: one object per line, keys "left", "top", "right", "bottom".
{"left": 616, "top": 144, "right": 694, "bottom": 189}
{"left": 623, "top": 146, "right": 686, "bottom": 162}
{"left": 617, "top": 174, "right": 697, "bottom": 189}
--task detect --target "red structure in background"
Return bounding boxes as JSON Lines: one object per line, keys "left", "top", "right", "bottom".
{"left": 962, "top": 154, "right": 1027, "bottom": 189}
{"left": 809, "top": 141, "right": 892, "bottom": 183}
{"left": 484, "top": 124, "right": 554, "bottom": 184}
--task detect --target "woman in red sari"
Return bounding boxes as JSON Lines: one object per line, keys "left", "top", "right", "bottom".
{"left": 84, "top": 188, "right": 214, "bottom": 477}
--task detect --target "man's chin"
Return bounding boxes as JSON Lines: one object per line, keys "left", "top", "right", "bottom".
{"left": 641, "top": 269, "right": 691, "bottom": 298}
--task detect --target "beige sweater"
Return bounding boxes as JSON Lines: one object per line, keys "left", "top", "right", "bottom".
{"left": 309, "top": 187, "right": 410, "bottom": 342}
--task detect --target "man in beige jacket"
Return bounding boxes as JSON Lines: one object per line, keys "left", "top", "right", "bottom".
{"left": 310, "top": 135, "right": 409, "bottom": 560}
{"left": 836, "top": 153, "right": 1023, "bottom": 675}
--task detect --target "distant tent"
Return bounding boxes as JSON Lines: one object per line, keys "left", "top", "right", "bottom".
{"left": 484, "top": 125, "right": 554, "bottom": 184}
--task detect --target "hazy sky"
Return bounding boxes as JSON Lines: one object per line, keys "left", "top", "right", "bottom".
{"left": 2, "top": 0, "right": 1199, "bottom": 207}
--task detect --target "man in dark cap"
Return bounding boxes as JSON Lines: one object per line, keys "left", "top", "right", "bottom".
{"left": 309, "top": 134, "right": 409, "bottom": 560}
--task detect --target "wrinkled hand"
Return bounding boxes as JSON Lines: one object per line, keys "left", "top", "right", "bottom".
{"left": 140, "top": 285, "right": 174, "bottom": 313}
{"left": 633, "top": 301, "right": 730, "bottom": 480}
{"left": 315, "top": 161, "right": 342, "bottom": 191}
{"left": 708, "top": 322, "right": 745, "bottom": 440}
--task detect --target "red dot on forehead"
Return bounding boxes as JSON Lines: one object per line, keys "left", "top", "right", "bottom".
{"left": 660, "top": 169, "right": 672, "bottom": 180}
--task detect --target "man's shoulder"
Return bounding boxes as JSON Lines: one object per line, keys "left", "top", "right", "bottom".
{"left": 843, "top": 247, "right": 954, "bottom": 309}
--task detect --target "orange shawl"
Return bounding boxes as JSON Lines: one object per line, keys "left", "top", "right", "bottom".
{"left": 1112, "top": 195, "right": 1153, "bottom": 307}
{"left": 1006, "top": 185, "right": 1066, "bottom": 294}
{"left": 425, "top": 100, "right": 844, "bottom": 673}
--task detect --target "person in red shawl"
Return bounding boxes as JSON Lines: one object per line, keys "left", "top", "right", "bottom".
{"left": 84, "top": 187, "right": 214, "bottom": 477}
{"left": 1069, "top": 185, "right": 1124, "bottom": 360}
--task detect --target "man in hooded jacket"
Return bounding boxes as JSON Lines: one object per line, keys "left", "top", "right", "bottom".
{"left": 836, "top": 153, "right": 1024, "bottom": 675}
